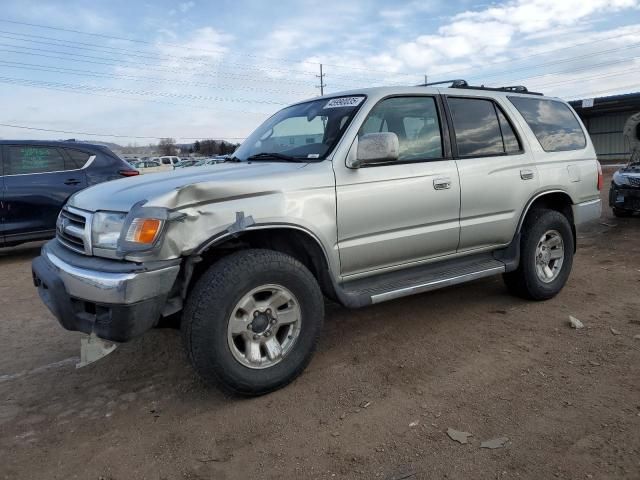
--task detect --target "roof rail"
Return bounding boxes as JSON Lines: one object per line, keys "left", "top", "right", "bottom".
{"left": 419, "top": 79, "right": 543, "bottom": 96}
{"left": 420, "top": 79, "right": 469, "bottom": 88}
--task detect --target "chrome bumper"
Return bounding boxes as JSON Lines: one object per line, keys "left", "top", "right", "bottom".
{"left": 572, "top": 198, "right": 601, "bottom": 225}
{"left": 42, "top": 249, "right": 180, "bottom": 305}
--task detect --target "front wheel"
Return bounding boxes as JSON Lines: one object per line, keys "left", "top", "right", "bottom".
{"left": 182, "top": 249, "right": 324, "bottom": 396}
{"left": 503, "top": 209, "right": 574, "bottom": 300}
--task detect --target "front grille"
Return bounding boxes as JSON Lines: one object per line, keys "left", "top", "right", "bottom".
{"left": 56, "top": 206, "right": 92, "bottom": 255}
{"left": 628, "top": 176, "right": 640, "bottom": 187}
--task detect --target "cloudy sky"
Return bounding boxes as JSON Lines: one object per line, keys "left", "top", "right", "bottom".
{"left": 0, "top": 0, "right": 639, "bottom": 144}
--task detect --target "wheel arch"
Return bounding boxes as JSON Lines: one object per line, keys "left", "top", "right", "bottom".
{"left": 516, "top": 190, "right": 577, "bottom": 251}
{"left": 183, "top": 224, "right": 339, "bottom": 302}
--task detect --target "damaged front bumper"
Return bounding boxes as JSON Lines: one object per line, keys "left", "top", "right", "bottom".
{"left": 32, "top": 240, "right": 180, "bottom": 342}
{"left": 609, "top": 184, "right": 640, "bottom": 211}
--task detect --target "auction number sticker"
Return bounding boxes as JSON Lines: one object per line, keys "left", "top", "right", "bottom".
{"left": 324, "top": 96, "right": 364, "bottom": 109}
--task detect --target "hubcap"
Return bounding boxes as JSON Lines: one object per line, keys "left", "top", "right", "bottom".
{"left": 534, "top": 229, "right": 564, "bottom": 283}
{"left": 227, "top": 284, "right": 301, "bottom": 369}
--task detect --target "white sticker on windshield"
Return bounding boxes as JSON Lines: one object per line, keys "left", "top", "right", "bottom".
{"left": 324, "top": 96, "right": 364, "bottom": 109}
{"left": 307, "top": 154, "right": 320, "bottom": 158}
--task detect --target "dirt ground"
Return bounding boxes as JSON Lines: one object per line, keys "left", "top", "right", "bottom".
{"left": 1, "top": 169, "right": 639, "bottom": 480}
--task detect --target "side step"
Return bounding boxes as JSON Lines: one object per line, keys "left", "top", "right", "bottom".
{"left": 335, "top": 254, "right": 506, "bottom": 307}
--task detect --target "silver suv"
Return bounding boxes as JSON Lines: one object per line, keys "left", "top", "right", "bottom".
{"left": 32, "top": 81, "right": 602, "bottom": 395}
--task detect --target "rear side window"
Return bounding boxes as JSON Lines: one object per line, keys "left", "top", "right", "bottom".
{"left": 508, "top": 97, "right": 586, "bottom": 151}
{"left": 5, "top": 146, "right": 66, "bottom": 175}
{"left": 64, "top": 148, "right": 91, "bottom": 169}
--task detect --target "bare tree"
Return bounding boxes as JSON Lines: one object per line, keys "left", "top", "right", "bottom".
{"left": 158, "top": 138, "right": 178, "bottom": 156}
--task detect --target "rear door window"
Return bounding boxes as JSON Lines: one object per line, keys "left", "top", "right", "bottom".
{"left": 5, "top": 146, "right": 66, "bottom": 175}
{"left": 448, "top": 98, "right": 505, "bottom": 157}
{"left": 508, "top": 97, "right": 586, "bottom": 151}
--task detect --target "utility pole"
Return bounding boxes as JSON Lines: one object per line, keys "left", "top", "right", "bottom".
{"left": 316, "top": 63, "right": 327, "bottom": 96}
{"left": 424, "top": 74, "right": 428, "bottom": 85}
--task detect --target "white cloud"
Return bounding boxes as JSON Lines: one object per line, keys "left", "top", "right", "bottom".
{"left": 387, "top": 0, "right": 640, "bottom": 74}
{"left": 179, "top": 1, "right": 196, "bottom": 13}
{"left": 2, "top": 0, "right": 640, "bottom": 144}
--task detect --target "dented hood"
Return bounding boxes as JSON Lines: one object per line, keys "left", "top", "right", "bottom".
{"left": 68, "top": 162, "right": 310, "bottom": 212}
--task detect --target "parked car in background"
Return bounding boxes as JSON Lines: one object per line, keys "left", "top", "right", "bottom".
{"left": 1, "top": 140, "right": 138, "bottom": 247}
{"left": 134, "top": 159, "right": 172, "bottom": 175}
{"left": 194, "top": 157, "right": 226, "bottom": 167}
{"left": 175, "top": 159, "right": 201, "bottom": 168}
{"left": 609, "top": 159, "right": 640, "bottom": 216}
{"left": 159, "top": 156, "right": 181, "bottom": 169}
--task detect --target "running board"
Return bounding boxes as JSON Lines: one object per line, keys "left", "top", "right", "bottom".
{"left": 335, "top": 255, "right": 506, "bottom": 307}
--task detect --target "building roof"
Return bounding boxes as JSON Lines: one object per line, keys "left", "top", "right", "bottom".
{"left": 569, "top": 92, "right": 640, "bottom": 116}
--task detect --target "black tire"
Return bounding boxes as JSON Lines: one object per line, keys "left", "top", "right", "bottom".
{"left": 612, "top": 207, "right": 633, "bottom": 218}
{"left": 503, "top": 208, "right": 574, "bottom": 301}
{"left": 182, "top": 249, "right": 324, "bottom": 396}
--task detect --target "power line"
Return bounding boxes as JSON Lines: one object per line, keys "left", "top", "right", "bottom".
{"left": 530, "top": 66, "right": 640, "bottom": 90}
{"left": 0, "top": 45, "right": 343, "bottom": 88}
{"left": 0, "top": 60, "right": 315, "bottom": 96}
{"left": 0, "top": 76, "right": 273, "bottom": 115}
{"left": 466, "top": 42, "right": 640, "bottom": 83}
{"left": 0, "top": 74, "right": 287, "bottom": 105}
{"left": 488, "top": 55, "right": 640, "bottom": 89}
{"left": 0, "top": 122, "right": 246, "bottom": 140}
{"left": 0, "top": 18, "right": 417, "bottom": 78}
{"left": 430, "top": 26, "right": 640, "bottom": 80}
{"left": 564, "top": 84, "right": 640, "bottom": 100}
{"left": 0, "top": 30, "right": 408, "bottom": 84}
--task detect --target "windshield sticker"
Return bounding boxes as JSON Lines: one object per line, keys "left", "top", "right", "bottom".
{"left": 324, "top": 96, "right": 364, "bottom": 109}
{"left": 307, "top": 154, "right": 320, "bottom": 159}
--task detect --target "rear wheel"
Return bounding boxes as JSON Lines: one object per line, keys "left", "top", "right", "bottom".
{"left": 182, "top": 249, "right": 324, "bottom": 396}
{"left": 503, "top": 209, "right": 574, "bottom": 300}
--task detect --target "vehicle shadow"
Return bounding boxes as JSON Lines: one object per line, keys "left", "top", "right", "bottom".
{"left": 0, "top": 240, "right": 46, "bottom": 262}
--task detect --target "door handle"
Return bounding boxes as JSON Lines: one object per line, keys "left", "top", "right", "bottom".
{"left": 433, "top": 177, "right": 452, "bottom": 190}
{"left": 520, "top": 169, "right": 535, "bottom": 180}
{"left": 64, "top": 178, "right": 81, "bottom": 185}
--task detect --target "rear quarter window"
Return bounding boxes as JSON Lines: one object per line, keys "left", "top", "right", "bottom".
{"left": 508, "top": 97, "right": 586, "bottom": 152}
{"left": 64, "top": 148, "right": 92, "bottom": 169}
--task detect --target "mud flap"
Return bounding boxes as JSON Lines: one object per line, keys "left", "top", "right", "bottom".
{"left": 76, "top": 333, "right": 117, "bottom": 369}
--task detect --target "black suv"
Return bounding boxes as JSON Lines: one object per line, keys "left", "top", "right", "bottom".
{"left": 0, "top": 140, "right": 138, "bottom": 247}
{"left": 609, "top": 159, "right": 640, "bottom": 217}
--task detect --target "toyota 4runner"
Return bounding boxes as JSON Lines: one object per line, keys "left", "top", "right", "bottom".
{"left": 32, "top": 80, "right": 602, "bottom": 395}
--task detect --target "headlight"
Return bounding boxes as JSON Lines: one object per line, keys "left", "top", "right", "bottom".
{"left": 92, "top": 212, "right": 165, "bottom": 251}
{"left": 92, "top": 212, "right": 126, "bottom": 249}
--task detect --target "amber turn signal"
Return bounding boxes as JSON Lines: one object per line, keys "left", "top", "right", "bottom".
{"left": 125, "top": 218, "right": 162, "bottom": 244}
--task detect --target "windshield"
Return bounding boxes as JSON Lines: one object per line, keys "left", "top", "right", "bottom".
{"left": 233, "top": 95, "right": 366, "bottom": 161}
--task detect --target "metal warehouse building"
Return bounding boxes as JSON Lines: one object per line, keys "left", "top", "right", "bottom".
{"left": 569, "top": 92, "right": 640, "bottom": 164}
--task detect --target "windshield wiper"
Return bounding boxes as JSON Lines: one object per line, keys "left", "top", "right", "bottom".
{"left": 246, "top": 152, "right": 306, "bottom": 163}
{"left": 223, "top": 156, "right": 242, "bottom": 163}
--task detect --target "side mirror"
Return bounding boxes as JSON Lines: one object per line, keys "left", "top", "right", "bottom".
{"left": 350, "top": 132, "right": 399, "bottom": 168}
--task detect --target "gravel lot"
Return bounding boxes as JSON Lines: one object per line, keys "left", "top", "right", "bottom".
{"left": 1, "top": 170, "right": 639, "bottom": 480}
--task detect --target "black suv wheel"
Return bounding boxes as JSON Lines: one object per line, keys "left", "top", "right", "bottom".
{"left": 182, "top": 249, "right": 324, "bottom": 396}
{"left": 503, "top": 208, "right": 574, "bottom": 300}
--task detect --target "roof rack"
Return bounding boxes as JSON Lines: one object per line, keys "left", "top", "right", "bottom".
{"left": 419, "top": 79, "right": 543, "bottom": 96}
